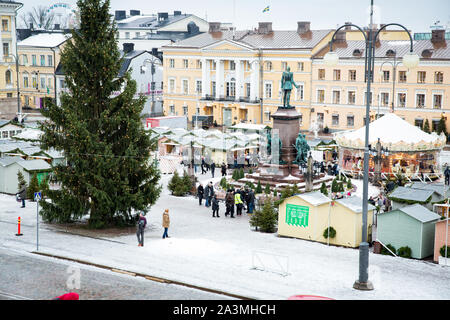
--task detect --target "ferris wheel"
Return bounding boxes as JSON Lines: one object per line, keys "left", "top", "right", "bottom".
{"left": 44, "top": 2, "right": 78, "bottom": 28}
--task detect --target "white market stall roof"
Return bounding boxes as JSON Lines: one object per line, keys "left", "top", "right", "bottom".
{"left": 12, "top": 128, "right": 43, "bottom": 142}
{"left": 334, "top": 113, "right": 446, "bottom": 152}
{"left": 228, "top": 123, "right": 270, "bottom": 132}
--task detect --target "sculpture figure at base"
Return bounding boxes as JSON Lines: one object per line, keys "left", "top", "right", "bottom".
{"left": 293, "top": 132, "right": 310, "bottom": 165}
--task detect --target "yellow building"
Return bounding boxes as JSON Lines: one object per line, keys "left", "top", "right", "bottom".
{"left": 161, "top": 22, "right": 334, "bottom": 130}
{"left": 311, "top": 28, "right": 450, "bottom": 132}
{"left": 16, "top": 32, "right": 69, "bottom": 109}
{"left": 0, "top": 0, "right": 22, "bottom": 99}
{"left": 278, "top": 191, "right": 374, "bottom": 248}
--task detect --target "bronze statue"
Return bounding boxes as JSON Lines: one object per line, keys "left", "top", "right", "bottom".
{"left": 281, "top": 66, "right": 299, "bottom": 108}
{"left": 293, "top": 132, "right": 310, "bottom": 165}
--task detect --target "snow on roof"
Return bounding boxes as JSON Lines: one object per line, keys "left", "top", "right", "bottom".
{"left": 228, "top": 123, "right": 270, "bottom": 131}
{"left": 0, "top": 156, "right": 24, "bottom": 167}
{"left": 409, "top": 182, "right": 450, "bottom": 197}
{"left": 16, "top": 159, "right": 51, "bottom": 171}
{"left": 383, "top": 204, "right": 442, "bottom": 223}
{"left": 334, "top": 113, "right": 446, "bottom": 151}
{"left": 18, "top": 33, "right": 71, "bottom": 48}
{"left": 389, "top": 186, "right": 435, "bottom": 202}
{"left": 295, "top": 191, "right": 331, "bottom": 206}
{"left": 12, "top": 128, "right": 42, "bottom": 141}
{"left": 336, "top": 196, "right": 375, "bottom": 213}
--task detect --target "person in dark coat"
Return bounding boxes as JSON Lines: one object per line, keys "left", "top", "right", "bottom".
{"left": 225, "top": 189, "right": 235, "bottom": 218}
{"left": 221, "top": 163, "right": 227, "bottom": 177}
{"left": 197, "top": 184, "right": 204, "bottom": 205}
{"left": 211, "top": 162, "right": 216, "bottom": 178}
{"left": 17, "top": 183, "right": 27, "bottom": 208}
{"left": 201, "top": 157, "right": 207, "bottom": 174}
{"left": 205, "top": 181, "right": 214, "bottom": 207}
{"left": 247, "top": 189, "right": 255, "bottom": 214}
{"left": 136, "top": 212, "right": 147, "bottom": 247}
{"left": 212, "top": 195, "right": 220, "bottom": 217}
{"left": 445, "top": 166, "right": 450, "bottom": 185}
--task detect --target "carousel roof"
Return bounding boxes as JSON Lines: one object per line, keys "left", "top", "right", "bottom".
{"left": 334, "top": 113, "right": 446, "bottom": 152}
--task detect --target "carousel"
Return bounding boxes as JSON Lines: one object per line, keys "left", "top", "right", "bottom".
{"left": 334, "top": 113, "right": 447, "bottom": 180}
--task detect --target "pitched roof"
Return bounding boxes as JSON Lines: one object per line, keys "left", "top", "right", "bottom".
{"left": 16, "top": 159, "right": 51, "bottom": 171}
{"left": 18, "top": 32, "right": 70, "bottom": 48}
{"left": 336, "top": 196, "right": 375, "bottom": 213}
{"left": 410, "top": 182, "right": 450, "bottom": 197}
{"left": 314, "top": 39, "right": 450, "bottom": 60}
{"left": 0, "top": 156, "right": 23, "bottom": 167}
{"left": 295, "top": 191, "right": 331, "bottom": 206}
{"left": 389, "top": 204, "right": 442, "bottom": 223}
{"left": 389, "top": 186, "right": 435, "bottom": 202}
{"left": 117, "top": 13, "right": 195, "bottom": 30}
{"left": 165, "top": 29, "right": 333, "bottom": 50}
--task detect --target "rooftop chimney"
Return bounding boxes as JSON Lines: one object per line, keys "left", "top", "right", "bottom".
{"left": 297, "top": 21, "right": 310, "bottom": 34}
{"left": 115, "top": 10, "right": 126, "bottom": 21}
{"left": 123, "top": 43, "right": 134, "bottom": 53}
{"left": 209, "top": 22, "right": 221, "bottom": 33}
{"left": 335, "top": 30, "right": 346, "bottom": 42}
{"left": 54, "top": 24, "right": 60, "bottom": 30}
{"left": 174, "top": 11, "right": 182, "bottom": 16}
{"left": 258, "top": 22, "right": 272, "bottom": 34}
{"left": 344, "top": 22, "right": 352, "bottom": 30}
{"left": 158, "top": 12, "right": 169, "bottom": 21}
{"left": 130, "top": 10, "right": 140, "bottom": 16}
{"left": 431, "top": 29, "right": 445, "bottom": 44}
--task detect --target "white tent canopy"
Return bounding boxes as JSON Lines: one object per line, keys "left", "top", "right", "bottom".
{"left": 334, "top": 113, "right": 446, "bottom": 152}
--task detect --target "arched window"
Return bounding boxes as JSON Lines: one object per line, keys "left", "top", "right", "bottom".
{"left": 5, "top": 70, "right": 11, "bottom": 84}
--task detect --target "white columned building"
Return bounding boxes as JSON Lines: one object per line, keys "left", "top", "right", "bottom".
{"left": 201, "top": 58, "right": 210, "bottom": 98}
{"left": 250, "top": 60, "right": 259, "bottom": 102}
{"left": 215, "top": 59, "right": 224, "bottom": 100}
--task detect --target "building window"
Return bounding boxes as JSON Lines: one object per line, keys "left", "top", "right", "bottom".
{"left": 2, "top": 131, "right": 8, "bottom": 138}
{"left": 416, "top": 93, "right": 425, "bottom": 108}
{"left": 1, "top": 19, "right": 8, "bottom": 31}
{"left": 246, "top": 83, "right": 250, "bottom": 97}
{"left": 318, "top": 69, "right": 325, "bottom": 80}
{"left": 281, "top": 62, "right": 288, "bottom": 71}
{"left": 332, "top": 90, "right": 340, "bottom": 104}
{"left": 414, "top": 119, "right": 423, "bottom": 129}
{"left": 417, "top": 71, "right": 426, "bottom": 83}
{"left": 382, "top": 70, "right": 390, "bottom": 82}
{"left": 435, "top": 72, "right": 444, "bottom": 84}
{"left": 332, "top": 114, "right": 339, "bottom": 126}
{"left": 211, "top": 81, "right": 216, "bottom": 96}
{"left": 182, "top": 79, "right": 189, "bottom": 94}
{"left": 23, "top": 75, "right": 29, "bottom": 88}
{"left": 317, "top": 89, "right": 325, "bottom": 103}
{"left": 60, "top": 79, "right": 66, "bottom": 89}
{"left": 265, "top": 82, "right": 272, "bottom": 99}
{"left": 2, "top": 43, "right": 9, "bottom": 57}
{"left": 169, "top": 79, "right": 175, "bottom": 93}
{"left": 333, "top": 69, "right": 341, "bottom": 81}
{"left": 226, "top": 80, "right": 236, "bottom": 97}
{"left": 183, "top": 59, "right": 188, "bottom": 69}
{"left": 265, "top": 61, "right": 272, "bottom": 71}
{"left": 183, "top": 105, "right": 188, "bottom": 116}
{"left": 196, "top": 60, "right": 202, "bottom": 69}
{"left": 169, "top": 105, "right": 175, "bottom": 115}
{"left": 397, "top": 93, "right": 406, "bottom": 107}
{"left": 399, "top": 71, "right": 407, "bottom": 83}
{"left": 432, "top": 120, "right": 440, "bottom": 132}
{"left": 297, "top": 62, "right": 304, "bottom": 72}
{"left": 169, "top": 59, "right": 175, "bottom": 68}
{"left": 348, "top": 91, "right": 356, "bottom": 104}
{"left": 32, "top": 55, "right": 37, "bottom": 66}
{"left": 347, "top": 115, "right": 355, "bottom": 127}
{"left": 380, "top": 92, "right": 389, "bottom": 107}
{"left": 48, "top": 55, "right": 53, "bottom": 67}
{"left": 40, "top": 77, "right": 46, "bottom": 89}
{"left": 296, "top": 85, "right": 304, "bottom": 101}
{"left": 433, "top": 94, "right": 442, "bottom": 109}
{"left": 211, "top": 61, "right": 216, "bottom": 70}
{"left": 22, "top": 54, "right": 28, "bottom": 66}
{"left": 264, "top": 110, "right": 271, "bottom": 123}
{"left": 5, "top": 70, "right": 11, "bottom": 84}
{"left": 349, "top": 70, "right": 356, "bottom": 81}
{"left": 125, "top": 32, "right": 130, "bottom": 39}
{"left": 196, "top": 80, "right": 202, "bottom": 94}
{"left": 229, "top": 61, "right": 236, "bottom": 70}
{"left": 40, "top": 55, "right": 45, "bottom": 66}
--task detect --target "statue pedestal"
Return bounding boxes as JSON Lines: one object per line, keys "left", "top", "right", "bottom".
{"left": 271, "top": 107, "right": 301, "bottom": 166}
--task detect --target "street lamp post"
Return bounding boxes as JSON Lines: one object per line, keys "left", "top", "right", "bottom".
{"left": 324, "top": 0, "right": 419, "bottom": 291}
{"left": 142, "top": 56, "right": 162, "bottom": 117}
{"left": 8, "top": 53, "right": 22, "bottom": 122}
{"left": 379, "top": 50, "right": 401, "bottom": 114}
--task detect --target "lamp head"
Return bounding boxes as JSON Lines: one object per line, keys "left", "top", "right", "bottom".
{"left": 323, "top": 51, "right": 339, "bottom": 67}
{"left": 402, "top": 52, "right": 419, "bottom": 69}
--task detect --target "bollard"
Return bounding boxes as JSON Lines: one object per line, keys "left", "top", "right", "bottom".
{"left": 16, "top": 216, "right": 23, "bottom": 236}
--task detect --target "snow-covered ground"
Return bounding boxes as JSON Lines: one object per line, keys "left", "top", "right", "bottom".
{"left": 0, "top": 167, "right": 449, "bottom": 300}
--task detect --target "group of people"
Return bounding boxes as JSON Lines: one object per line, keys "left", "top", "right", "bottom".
{"left": 136, "top": 209, "right": 170, "bottom": 247}
{"left": 197, "top": 182, "right": 255, "bottom": 218}
{"left": 198, "top": 158, "right": 228, "bottom": 178}
{"left": 369, "top": 193, "right": 392, "bottom": 215}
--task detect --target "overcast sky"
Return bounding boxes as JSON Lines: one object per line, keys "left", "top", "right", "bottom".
{"left": 17, "top": 0, "right": 450, "bottom": 33}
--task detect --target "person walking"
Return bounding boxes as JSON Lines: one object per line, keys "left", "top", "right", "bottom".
{"left": 225, "top": 189, "right": 235, "bottom": 218}
{"left": 205, "top": 181, "right": 214, "bottom": 207}
{"left": 136, "top": 212, "right": 147, "bottom": 247}
{"left": 221, "top": 162, "right": 227, "bottom": 177}
{"left": 235, "top": 188, "right": 244, "bottom": 216}
{"left": 17, "top": 183, "right": 27, "bottom": 208}
{"left": 201, "top": 157, "right": 207, "bottom": 174}
{"left": 247, "top": 189, "right": 255, "bottom": 214}
{"left": 211, "top": 162, "right": 216, "bottom": 178}
{"left": 197, "top": 183, "right": 204, "bottom": 206}
{"left": 212, "top": 195, "right": 220, "bottom": 217}
{"left": 445, "top": 166, "right": 450, "bottom": 185}
{"left": 162, "top": 209, "right": 170, "bottom": 239}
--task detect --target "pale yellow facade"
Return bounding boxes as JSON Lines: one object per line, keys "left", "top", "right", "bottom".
{"left": 162, "top": 30, "right": 334, "bottom": 130}
{"left": 278, "top": 194, "right": 373, "bottom": 248}
{"left": 311, "top": 46, "right": 450, "bottom": 132}
{"left": 0, "top": 1, "right": 22, "bottom": 99}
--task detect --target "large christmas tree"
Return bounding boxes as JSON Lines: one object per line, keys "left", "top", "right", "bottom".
{"left": 39, "top": 0, "right": 161, "bottom": 228}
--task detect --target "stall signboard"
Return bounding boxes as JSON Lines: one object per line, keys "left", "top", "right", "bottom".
{"left": 286, "top": 204, "right": 309, "bottom": 227}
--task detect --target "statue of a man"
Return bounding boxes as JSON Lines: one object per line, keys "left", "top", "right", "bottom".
{"left": 294, "top": 132, "right": 310, "bottom": 165}
{"left": 281, "top": 66, "right": 299, "bottom": 108}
